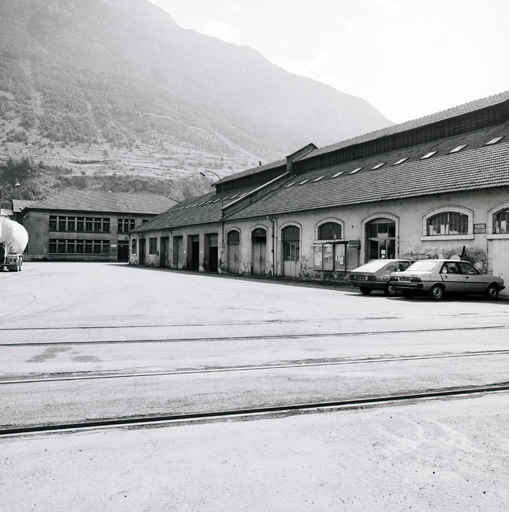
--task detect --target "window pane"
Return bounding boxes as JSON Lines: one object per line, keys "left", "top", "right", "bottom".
{"left": 427, "top": 212, "right": 468, "bottom": 235}
{"left": 318, "top": 222, "right": 341, "bottom": 240}
{"left": 494, "top": 209, "right": 509, "bottom": 234}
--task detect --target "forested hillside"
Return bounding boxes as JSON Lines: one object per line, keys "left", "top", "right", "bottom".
{"left": 0, "top": 0, "right": 392, "bottom": 203}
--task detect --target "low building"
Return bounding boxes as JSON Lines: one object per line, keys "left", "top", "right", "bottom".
{"left": 22, "top": 189, "right": 174, "bottom": 262}
{"left": 130, "top": 91, "right": 509, "bottom": 295}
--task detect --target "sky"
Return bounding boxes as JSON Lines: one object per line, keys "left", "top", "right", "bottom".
{"left": 148, "top": 0, "right": 508, "bottom": 124}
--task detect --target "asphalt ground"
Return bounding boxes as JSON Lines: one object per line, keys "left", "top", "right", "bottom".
{"left": 1, "top": 262, "right": 508, "bottom": 511}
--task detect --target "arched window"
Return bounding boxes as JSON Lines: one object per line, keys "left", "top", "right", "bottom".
{"left": 427, "top": 212, "right": 468, "bottom": 236}
{"left": 493, "top": 207, "right": 509, "bottom": 234}
{"left": 227, "top": 230, "right": 240, "bottom": 244}
{"left": 318, "top": 222, "right": 342, "bottom": 240}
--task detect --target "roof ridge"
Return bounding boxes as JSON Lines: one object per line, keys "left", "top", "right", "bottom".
{"left": 310, "top": 90, "right": 509, "bottom": 156}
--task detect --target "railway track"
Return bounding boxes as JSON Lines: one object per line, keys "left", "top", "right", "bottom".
{"left": 2, "top": 348, "right": 509, "bottom": 385}
{"left": 2, "top": 383, "right": 508, "bottom": 437}
{"left": 1, "top": 323, "right": 508, "bottom": 346}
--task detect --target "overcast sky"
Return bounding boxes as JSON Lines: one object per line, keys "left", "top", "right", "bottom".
{"left": 149, "top": 0, "right": 508, "bottom": 124}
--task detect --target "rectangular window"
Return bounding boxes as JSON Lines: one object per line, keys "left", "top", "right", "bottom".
{"left": 149, "top": 238, "right": 157, "bottom": 254}
{"left": 85, "top": 218, "right": 93, "bottom": 232}
{"left": 66, "top": 240, "right": 75, "bottom": 253}
{"left": 58, "top": 217, "right": 66, "bottom": 231}
{"left": 85, "top": 240, "right": 93, "bottom": 253}
{"left": 118, "top": 218, "right": 135, "bottom": 233}
{"left": 103, "top": 218, "right": 110, "bottom": 232}
{"left": 49, "top": 216, "right": 57, "bottom": 231}
{"left": 57, "top": 240, "right": 66, "bottom": 253}
{"left": 102, "top": 241, "right": 110, "bottom": 254}
{"left": 67, "top": 217, "right": 76, "bottom": 231}
{"left": 76, "top": 240, "right": 84, "bottom": 253}
{"left": 77, "top": 217, "right": 84, "bottom": 232}
{"left": 94, "top": 218, "right": 102, "bottom": 232}
{"left": 49, "top": 239, "right": 56, "bottom": 253}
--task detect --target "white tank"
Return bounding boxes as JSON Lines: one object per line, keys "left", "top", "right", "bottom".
{"left": 0, "top": 215, "right": 29, "bottom": 254}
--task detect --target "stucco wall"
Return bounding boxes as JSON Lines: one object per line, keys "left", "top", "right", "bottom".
{"left": 24, "top": 210, "right": 150, "bottom": 262}
{"left": 130, "top": 188, "right": 509, "bottom": 296}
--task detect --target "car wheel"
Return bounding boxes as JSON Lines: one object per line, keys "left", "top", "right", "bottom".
{"left": 359, "top": 287, "right": 372, "bottom": 295}
{"left": 384, "top": 284, "right": 398, "bottom": 297}
{"left": 428, "top": 284, "right": 444, "bottom": 301}
{"left": 402, "top": 290, "right": 415, "bottom": 299}
{"left": 485, "top": 283, "right": 499, "bottom": 300}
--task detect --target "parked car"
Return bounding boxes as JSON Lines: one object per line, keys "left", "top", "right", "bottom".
{"left": 349, "top": 259, "right": 413, "bottom": 296}
{"left": 389, "top": 259, "right": 505, "bottom": 300}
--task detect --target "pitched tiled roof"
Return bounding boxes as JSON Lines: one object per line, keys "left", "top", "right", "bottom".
{"left": 298, "top": 90, "right": 509, "bottom": 161}
{"left": 25, "top": 189, "right": 174, "bottom": 215}
{"left": 11, "top": 199, "right": 36, "bottom": 213}
{"left": 131, "top": 184, "right": 262, "bottom": 233}
{"left": 227, "top": 127, "right": 509, "bottom": 220}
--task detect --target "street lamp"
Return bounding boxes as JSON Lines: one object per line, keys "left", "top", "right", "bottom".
{"left": 200, "top": 170, "right": 225, "bottom": 248}
{"left": 0, "top": 181, "right": 20, "bottom": 210}
{"left": 200, "top": 170, "right": 224, "bottom": 214}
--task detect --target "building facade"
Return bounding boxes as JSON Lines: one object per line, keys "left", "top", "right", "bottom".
{"left": 130, "top": 92, "right": 509, "bottom": 296}
{"left": 22, "top": 190, "right": 174, "bottom": 262}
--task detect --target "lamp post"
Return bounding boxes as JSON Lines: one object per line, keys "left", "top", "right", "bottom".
{"left": 200, "top": 170, "right": 225, "bottom": 249}
{"left": 0, "top": 181, "right": 20, "bottom": 210}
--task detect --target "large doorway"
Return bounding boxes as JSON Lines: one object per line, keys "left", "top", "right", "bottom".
{"left": 227, "top": 230, "right": 240, "bottom": 273}
{"left": 173, "top": 236, "right": 183, "bottom": 269}
{"left": 251, "top": 228, "right": 267, "bottom": 275}
{"left": 160, "top": 237, "right": 169, "bottom": 268}
{"left": 139, "top": 239, "right": 146, "bottom": 265}
{"left": 282, "top": 225, "right": 300, "bottom": 278}
{"left": 188, "top": 235, "right": 200, "bottom": 271}
{"left": 206, "top": 233, "right": 219, "bottom": 272}
{"left": 366, "top": 218, "right": 396, "bottom": 260}
{"left": 117, "top": 241, "right": 129, "bottom": 262}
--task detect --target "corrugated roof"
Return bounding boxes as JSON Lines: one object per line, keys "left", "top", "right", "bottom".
{"left": 298, "top": 90, "right": 509, "bottom": 161}
{"left": 25, "top": 189, "right": 174, "bottom": 215}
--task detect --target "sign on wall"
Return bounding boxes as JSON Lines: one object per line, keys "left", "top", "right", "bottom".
{"left": 474, "top": 223, "right": 487, "bottom": 234}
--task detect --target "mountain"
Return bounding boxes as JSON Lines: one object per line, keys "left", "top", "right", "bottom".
{"left": 0, "top": 0, "right": 392, "bottom": 202}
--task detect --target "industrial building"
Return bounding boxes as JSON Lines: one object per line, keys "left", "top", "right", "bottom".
{"left": 129, "top": 92, "right": 509, "bottom": 295}
{"left": 21, "top": 189, "right": 173, "bottom": 262}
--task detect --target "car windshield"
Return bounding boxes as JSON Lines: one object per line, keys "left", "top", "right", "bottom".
{"left": 353, "top": 260, "right": 394, "bottom": 272}
{"left": 406, "top": 260, "right": 439, "bottom": 272}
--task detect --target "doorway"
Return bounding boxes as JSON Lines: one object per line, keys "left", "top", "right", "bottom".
{"left": 366, "top": 218, "right": 396, "bottom": 260}
{"left": 160, "top": 237, "right": 169, "bottom": 268}
{"left": 251, "top": 227, "right": 267, "bottom": 275}
{"left": 282, "top": 225, "right": 300, "bottom": 278}
{"left": 227, "top": 230, "right": 240, "bottom": 273}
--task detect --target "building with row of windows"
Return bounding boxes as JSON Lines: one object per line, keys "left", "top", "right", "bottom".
{"left": 20, "top": 190, "right": 174, "bottom": 261}
{"left": 129, "top": 91, "right": 509, "bottom": 296}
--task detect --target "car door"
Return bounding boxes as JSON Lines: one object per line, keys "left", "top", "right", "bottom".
{"left": 458, "top": 262, "right": 486, "bottom": 293}
{"left": 440, "top": 262, "right": 465, "bottom": 292}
